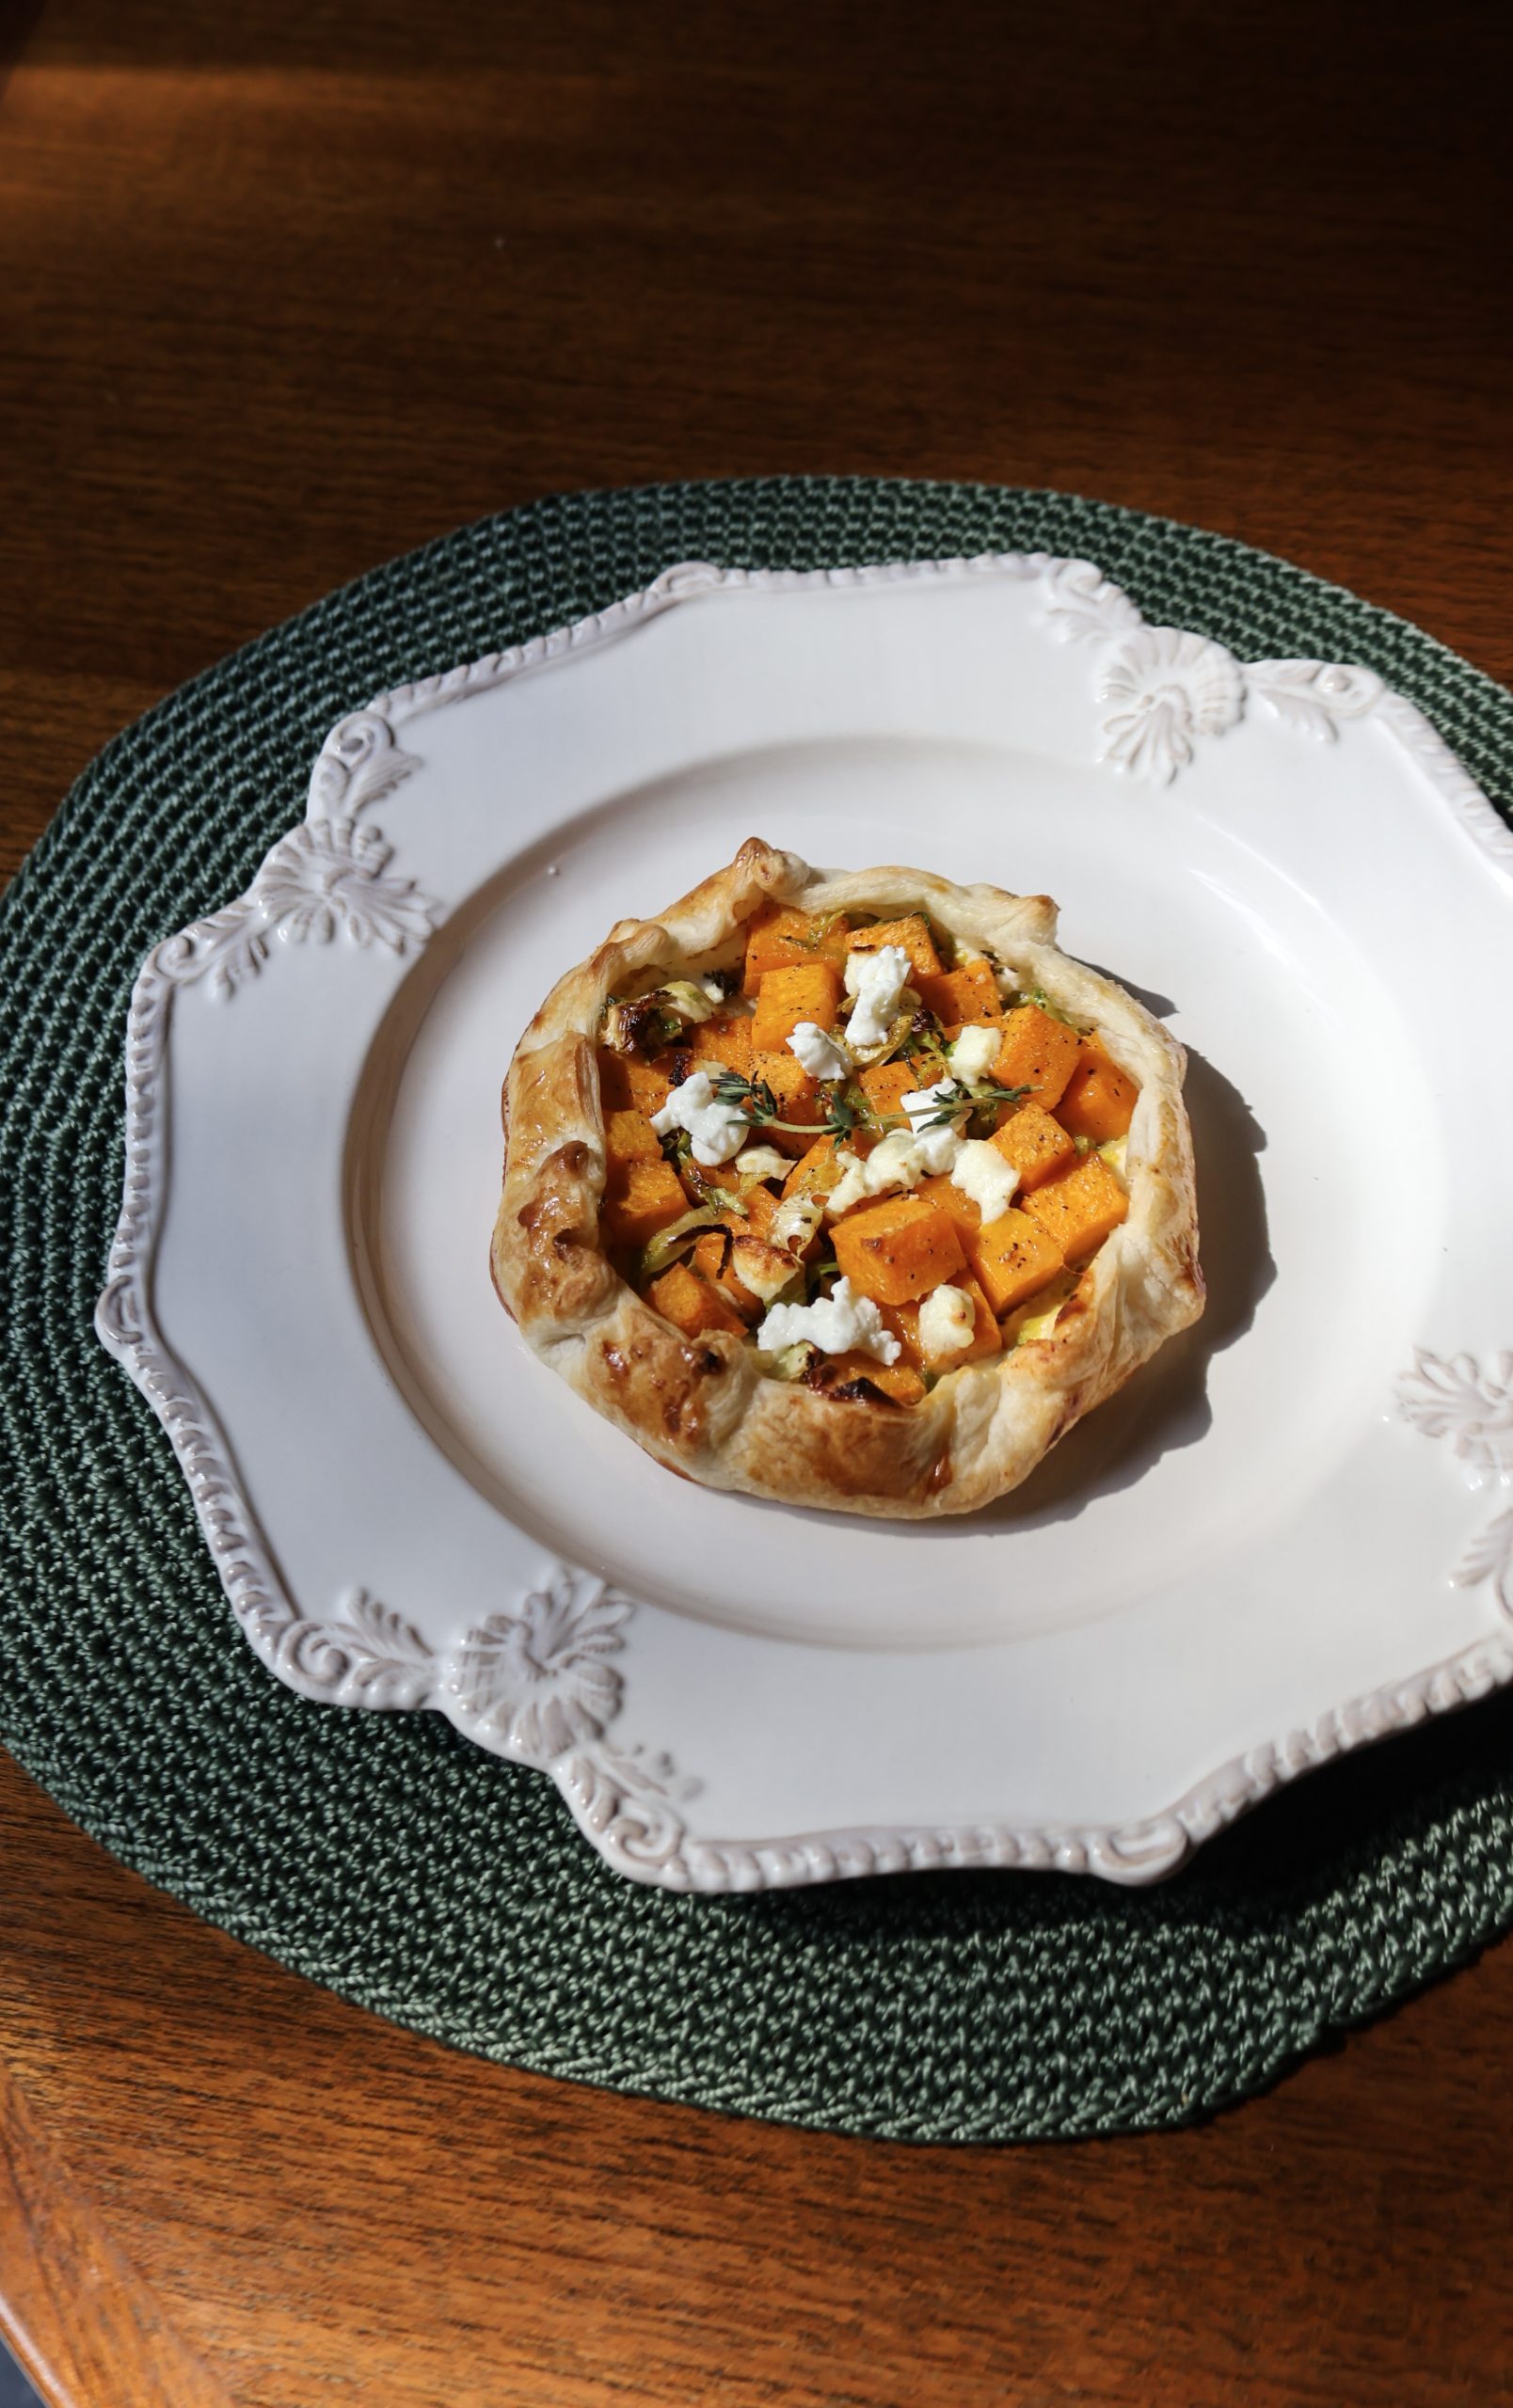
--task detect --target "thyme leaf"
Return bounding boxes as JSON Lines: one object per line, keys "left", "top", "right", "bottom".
{"left": 915, "top": 1077, "right": 1031, "bottom": 1133}
{"left": 713, "top": 1068, "right": 879, "bottom": 1145}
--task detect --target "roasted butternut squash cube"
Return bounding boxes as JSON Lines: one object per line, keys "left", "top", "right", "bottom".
{"left": 992, "top": 1004, "right": 1082, "bottom": 1111}
{"left": 690, "top": 1231, "right": 765, "bottom": 1323}
{"left": 964, "top": 1208, "right": 1066, "bottom": 1317}
{"left": 781, "top": 1134, "right": 844, "bottom": 1196}
{"left": 1055, "top": 1035, "right": 1138, "bottom": 1143}
{"left": 832, "top": 1195, "right": 966, "bottom": 1306}
{"left": 847, "top": 913, "right": 943, "bottom": 981}
{"left": 736, "top": 1181, "right": 780, "bottom": 1236}
{"left": 595, "top": 1046, "right": 636, "bottom": 1110}
{"left": 915, "top": 958, "right": 1002, "bottom": 1026}
{"left": 600, "top": 1158, "right": 688, "bottom": 1253}
{"left": 645, "top": 1260, "right": 748, "bottom": 1339}
{"left": 750, "top": 961, "right": 844, "bottom": 1054}
{"left": 628, "top": 1055, "right": 677, "bottom": 1115}
{"left": 752, "top": 1050, "right": 826, "bottom": 1157}
{"left": 916, "top": 1170, "right": 981, "bottom": 1240}
{"left": 603, "top": 1108, "right": 662, "bottom": 1172}
{"left": 858, "top": 1059, "right": 918, "bottom": 1124}
{"left": 741, "top": 906, "right": 852, "bottom": 992}
{"left": 1021, "top": 1152, "right": 1129, "bottom": 1261}
{"left": 892, "top": 1271, "right": 1002, "bottom": 1368}
{"left": 991, "top": 1101, "right": 1077, "bottom": 1191}
{"left": 687, "top": 1013, "right": 755, "bottom": 1077}
{"left": 597, "top": 1044, "right": 678, "bottom": 1115}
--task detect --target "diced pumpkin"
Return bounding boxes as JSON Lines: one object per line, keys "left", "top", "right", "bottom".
{"left": 858, "top": 1059, "right": 918, "bottom": 1124}
{"left": 916, "top": 1170, "right": 981, "bottom": 1241}
{"left": 752, "top": 1050, "right": 826, "bottom": 1157}
{"left": 741, "top": 906, "right": 852, "bottom": 992}
{"left": 595, "top": 1046, "right": 635, "bottom": 1110}
{"left": 893, "top": 1272, "right": 1002, "bottom": 1368}
{"left": 1055, "top": 1035, "right": 1138, "bottom": 1143}
{"left": 781, "top": 1134, "right": 844, "bottom": 1196}
{"left": 991, "top": 1004, "right": 1082, "bottom": 1111}
{"left": 915, "top": 958, "right": 1002, "bottom": 1027}
{"left": 750, "top": 961, "right": 844, "bottom": 1054}
{"left": 964, "top": 1207, "right": 1066, "bottom": 1317}
{"left": 1020, "top": 1152, "right": 1129, "bottom": 1262}
{"left": 645, "top": 1259, "right": 748, "bottom": 1339}
{"left": 597, "top": 1050, "right": 677, "bottom": 1116}
{"left": 603, "top": 1108, "right": 662, "bottom": 1172}
{"left": 687, "top": 1013, "right": 755, "bottom": 1077}
{"left": 847, "top": 913, "right": 943, "bottom": 982}
{"left": 812, "top": 1351, "right": 928, "bottom": 1408}
{"left": 990, "top": 1100, "right": 1078, "bottom": 1191}
{"left": 736, "top": 1182, "right": 780, "bottom": 1236}
{"left": 690, "top": 1231, "right": 765, "bottom": 1323}
{"left": 600, "top": 1159, "right": 689, "bottom": 1253}
{"left": 832, "top": 1195, "right": 966, "bottom": 1306}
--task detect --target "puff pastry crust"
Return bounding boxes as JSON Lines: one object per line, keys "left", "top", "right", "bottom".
{"left": 491, "top": 839, "right": 1204, "bottom": 1518}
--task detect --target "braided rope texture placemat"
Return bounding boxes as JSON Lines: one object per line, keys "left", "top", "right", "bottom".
{"left": 3, "top": 478, "right": 1513, "bottom": 2144}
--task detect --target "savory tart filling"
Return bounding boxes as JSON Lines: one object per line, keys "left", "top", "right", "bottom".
{"left": 596, "top": 901, "right": 1139, "bottom": 1409}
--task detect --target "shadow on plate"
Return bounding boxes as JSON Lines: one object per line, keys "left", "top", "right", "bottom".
{"left": 886, "top": 1038, "right": 1274, "bottom": 1540}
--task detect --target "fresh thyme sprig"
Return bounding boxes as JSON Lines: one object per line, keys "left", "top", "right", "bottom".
{"left": 711, "top": 1069, "right": 880, "bottom": 1144}
{"left": 709, "top": 1067, "right": 1030, "bottom": 1149}
{"left": 915, "top": 1078, "right": 1030, "bottom": 1132}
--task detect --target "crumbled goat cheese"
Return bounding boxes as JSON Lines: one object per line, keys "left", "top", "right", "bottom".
{"left": 824, "top": 1131, "right": 924, "bottom": 1217}
{"left": 900, "top": 1082, "right": 971, "bottom": 1174}
{"left": 917, "top": 1283, "right": 978, "bottom": 1357}
{"left": 787, "top": 1021, "right": 852, "bottom": 1081}
{"left": 733, "top": 1143, "right": 792, "bottom": 1183}
{"left": 949, "top": 1138, "right": 1020, "bottom": 1225}
{"left": 947, "top": 1024, "right": 1002, "bottom": 1084}
{"left": 756, "top": 1276, "right": 901, "bottom": 1364}
{"left": 699, "top": 974, "right": 728, "bottom": 1001}
{"left": 649, "top": 1067, "right": 749, "bottom": 1166}
{"left": 843, "top": 944, "right": 911, "bottom": 1049}
{"left": 823, "top": 1082, "right": 974, "bottom": 1216}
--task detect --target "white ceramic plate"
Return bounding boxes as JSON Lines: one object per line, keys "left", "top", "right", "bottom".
{"left": 97, "top": 554, "right": 1513, "bottom": 1891}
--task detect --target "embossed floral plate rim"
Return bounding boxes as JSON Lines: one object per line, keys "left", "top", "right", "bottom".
{"left": 95, "top": 552, "right": 1513, "bottom": 1892}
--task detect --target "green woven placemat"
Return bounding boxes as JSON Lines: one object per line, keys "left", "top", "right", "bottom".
{"left": 4, "top": 477, "right": 1513, "bottom": 2144}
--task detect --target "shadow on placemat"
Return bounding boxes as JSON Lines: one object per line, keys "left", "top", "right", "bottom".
{"left": 2, "top": 475, "right": 1512, "bottom": 2143}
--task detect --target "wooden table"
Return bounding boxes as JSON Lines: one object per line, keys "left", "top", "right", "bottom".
{"left": 3, "top": 6, "right": 1511, "bottom": 2400}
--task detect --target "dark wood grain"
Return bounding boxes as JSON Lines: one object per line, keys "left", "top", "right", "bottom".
{"left": 0, "top": 2056, "right": 231, "bottom": 2408}
{"left": 3, "top": 2, "right": 1512, "bottom": 2401}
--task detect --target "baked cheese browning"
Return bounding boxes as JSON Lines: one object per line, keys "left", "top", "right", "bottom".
{"left": 592, "top": 894, "right": 1142, "bottom": 1405}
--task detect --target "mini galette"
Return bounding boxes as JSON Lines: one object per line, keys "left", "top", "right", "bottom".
{"left": 492, "top": 839, "right": 1203, "bottom": 1518}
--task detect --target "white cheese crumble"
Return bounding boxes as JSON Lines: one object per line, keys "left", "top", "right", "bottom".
{"left": 787, "top": 1021, "right": 852, "bottom": 1081}
{"left": 823, "top": 1082, "right": 975, "bottom": 1217}
{"left": 947, "top": 1023, "right": 1002, "bottom": 1085}
{"left": 900, "top": 1080, "right": 971, "bottom": 1174}
{"left": 733, "top": 1143, "right": 791, "bottom": 1183}
{"left": 649, "top": 1067, "right": 749, "bottom": 1166}
{"left": 699, "top": 974, "right": 728, "bottom": 1002}
{"left": 824, "top": 1131, "right": 923, "bottom": 1217}
{"left": 843, "top": 944, "right": 911, "bottom": 1049}
{"left": 756, "top": 1275, "right": 901, "bottom": 1365}
{"left": 949, "top": 1138, "right": 1019, "bottom": 1225}
{"left": 917, "top": 1283, "right": 977, "bottom": 1358}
